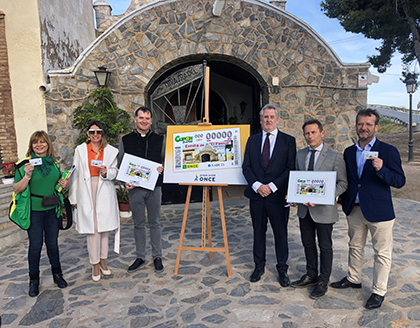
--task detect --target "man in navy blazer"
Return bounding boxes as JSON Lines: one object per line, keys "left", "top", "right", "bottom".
{"left": 242, "top": 104, "right": 296, "bottom": 286}
{"left": 331, "top": 108, "right": 405, "bottom": 309}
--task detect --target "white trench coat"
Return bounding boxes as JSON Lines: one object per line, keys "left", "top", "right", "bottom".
{"left": 69, "top": 143, "right": 120, "bottom": 253}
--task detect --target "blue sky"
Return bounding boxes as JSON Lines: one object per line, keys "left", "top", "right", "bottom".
{"left": 102, "top": 0, "right": 419, "bottom": 110}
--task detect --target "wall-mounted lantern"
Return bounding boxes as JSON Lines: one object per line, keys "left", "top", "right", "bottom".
{"left": 94, "top": 66, "right": 111, "bottom": 87}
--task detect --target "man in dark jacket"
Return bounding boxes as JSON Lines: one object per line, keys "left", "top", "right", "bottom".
{"left": 118, "top": 106, "right": 164, "bottom": 273}
{"left": 330, "top": 108, "right": 405, "bottom": 309}
{"left": 242, "top": 104, "right": 296, "bottom": 286}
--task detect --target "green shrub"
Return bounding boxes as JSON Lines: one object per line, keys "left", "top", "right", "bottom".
{"left": 73, "top": 87, "right": 131, "bottom": 147}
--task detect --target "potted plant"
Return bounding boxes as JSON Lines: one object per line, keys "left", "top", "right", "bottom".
{"left": 2, "top": 162, "right": 16, "bottom": 184}
{"left": 116, "top": 185, "right": 131, "bottom": 212}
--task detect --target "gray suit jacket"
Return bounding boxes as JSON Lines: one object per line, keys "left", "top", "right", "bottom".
{"left": 296, "top": 145, "right": 348, "bottom": 224}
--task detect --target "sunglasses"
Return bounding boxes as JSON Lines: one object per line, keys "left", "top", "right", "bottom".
{"left": 88, "top": 129, "right": 103, "bottom": 135}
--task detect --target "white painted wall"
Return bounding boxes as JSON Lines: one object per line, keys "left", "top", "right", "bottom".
{"left": 38, "top": 0, "right": 96, "bottom": 80}
{"left": 2, "top": 1, "right": 47, "bottom": 158}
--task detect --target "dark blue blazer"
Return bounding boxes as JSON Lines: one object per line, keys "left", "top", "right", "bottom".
{"left": 340, "top": 139, "right": 405, "bottom": 222}
{"left": 242, "top": 130, "right": 296, "bottom": 204}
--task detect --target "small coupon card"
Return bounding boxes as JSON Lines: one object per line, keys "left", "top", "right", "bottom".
{"left": 363, "top": 151, "right": 378, "bottom": 159}
{"left": 91, "top": 160, "right": 103, "bottom": 167}
{"left": 30, "top": 158, "right": 42, "bottom": 166}
{"left": 129, "top": 180, "right": 141, "bottom": 187}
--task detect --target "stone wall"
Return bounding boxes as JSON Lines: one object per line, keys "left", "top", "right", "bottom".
{"left": 47, "top": 0, "right": 369, "bottom": 167}
{"left": 0, "top": 12, "right": 18, "bottom": 163}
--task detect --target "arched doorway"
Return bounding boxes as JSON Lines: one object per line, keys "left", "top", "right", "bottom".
{"left": 148, "top": 56, "right": 265, "bottom": 135}
{"left": 148, "top": 56, "right": 264, "bottom": 204}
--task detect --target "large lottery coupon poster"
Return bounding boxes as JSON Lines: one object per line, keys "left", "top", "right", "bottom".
{"left": 164, "top": 125, "right": 250, "bottom": 185}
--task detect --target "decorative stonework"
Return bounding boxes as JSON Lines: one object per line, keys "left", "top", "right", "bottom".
{"left": 48, "top": 0, "right": 369, "bottom": 166}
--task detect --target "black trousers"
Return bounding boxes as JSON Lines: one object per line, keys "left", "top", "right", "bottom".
{"left": 299, "top": 212, "right": 333, "bottom": 284}
{"left": 250, "top": 199, "right": 289, "bottom": 273}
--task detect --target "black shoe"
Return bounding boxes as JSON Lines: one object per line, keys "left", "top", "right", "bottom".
{"left": 53, "top": 273, "right": 67, "bottom": 288}
{"left": 330, "top": 277, "right": 362, "bottom": 289}
{"left": 291, "top": 274, "right": 318, "bottom": 288}
{"left": 279, "top": 272, "right": 290, "bottom": 287}
{"left": 154, "top": 257, "right": 164, "bottom": 273}
{"left": 310, "top": 282, "right": 328, "bottom": 299}
{"left": 365, "top": 293, "right": 384, "bottom": 309}
{"left": 250, "top": 267, "right": 264, "bottom": 282}
{"left": 128, "top": 258, "right": 145, "bottom": 273}
{"left": 29, "top": 279, "right": 39, "bottom": 297}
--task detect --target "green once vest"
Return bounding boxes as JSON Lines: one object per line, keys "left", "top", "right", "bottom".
{"left": 9, "top": 157, "right": 31, "bottom": 229}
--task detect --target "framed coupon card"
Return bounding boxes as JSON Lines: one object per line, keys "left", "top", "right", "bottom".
{"left": 116, "top": 154, "right": 161, "bottom": 191}
{"left": 286, "top": 171, "right": 337, "bottom": 205}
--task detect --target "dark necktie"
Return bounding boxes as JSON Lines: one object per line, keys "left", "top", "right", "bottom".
{"left": 308, "top": 149, "right": 316, "bottom": 171}
{"left": 262, "top": 132, "right": 270, "bottom": 170}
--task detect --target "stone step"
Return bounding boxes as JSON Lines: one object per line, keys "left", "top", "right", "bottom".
{"left": 0, "top": 219, "right": 14, "bottom": 231}
{"left": 0, "top": 224, "right": 27, "bottom": 251}
{"left": 0, "top": 203, "right": 9, "bottom": 218}
{"left": 0, "top": 183, "right": 14, "bottom": 194}
{"left": 0, "top": 192, "right": 12, "bottom": 205}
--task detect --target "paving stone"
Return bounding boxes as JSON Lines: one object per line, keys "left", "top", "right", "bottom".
{"left": 2, "top": 296, "right": 27, "bottom": 310}
{"left": 390, "top": 294, "right": 420, "bottom": 308}
{"left": 19, "top": 289, "right": 64, "bottom": 325}
{"left": 408, "top": 309, "right": 420, "bottom": 321}
{"left": 181, "top": 292, "right": 210, "bottom": 304}
{"left": 128, "top": 305, "right": 159, "bottom": 316}
{"left": 357, "top": 307, "right": 401, "bottom": 327}
{"left": 69, "top": 300, "right": 94, "bottom": 308}
{"left": 180, "top": 306, "right": 196, "bottom": 323}
{"left": 201, "top": 298, "right": 232, "bottom": 310}
{"left": 313, "top": 296, "right": 358, "bottom": 309}
{"left": 1, "top": 313, "right": 18, "bottom": 325}
{"left": 229, "top": 282, "right": 250, "bottom": 297}
{"left": 284, "top": 304, "right": 312, "bottom": 318}
{"left": 130, "top": 295, "right": 144, "bottom": 303}
{"left": 130, "top": 315, "right": 163, "bottom": 327}
{"left": 239, "top": 295, "right": 279, "bottom": 305}
{"left": 201, "top": 277, "right": 219, "bottom": 286}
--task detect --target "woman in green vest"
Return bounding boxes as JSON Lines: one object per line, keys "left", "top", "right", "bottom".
{"left": 13, "top": 131, "right": 69, "bottom": 297}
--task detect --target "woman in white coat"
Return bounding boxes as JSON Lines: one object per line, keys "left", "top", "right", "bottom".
{"left": 69, "top": 121, "right": 120, "bottom": 281}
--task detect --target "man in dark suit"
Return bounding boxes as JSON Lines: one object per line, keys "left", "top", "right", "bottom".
{"left": 330, "top": 108, "right": 405, "bottom": 309}
{"left": 242, "top": 104, "right": 296, "bottom": 286}
{"left": 291, "top": 119, "right": 347, "bottom": 299}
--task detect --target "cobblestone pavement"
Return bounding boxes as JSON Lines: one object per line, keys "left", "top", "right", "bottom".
{"left": 1, "top": 198, "right": 420, "bottom": 327}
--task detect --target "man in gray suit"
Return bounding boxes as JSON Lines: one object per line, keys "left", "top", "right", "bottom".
{"left": 290, "top": 119, "right": 347, "bottom": 298}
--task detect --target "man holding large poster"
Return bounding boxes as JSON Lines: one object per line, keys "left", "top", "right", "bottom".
{"left": 118, "top": 106, "right": 164, "bottom": 273}
{"left": 242, "top": 104, "right": 296, "bottom": 286}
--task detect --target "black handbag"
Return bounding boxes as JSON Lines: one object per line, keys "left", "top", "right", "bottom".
{"left": 58, "top": 198, "right": 73, "bottom": 230}
{"left": 41, "top": 195, "right": 60, "bottom": 207}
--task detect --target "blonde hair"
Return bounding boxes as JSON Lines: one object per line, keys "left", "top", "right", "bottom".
{"left": 26, "top": 131, "right": 56, "bottom": 159}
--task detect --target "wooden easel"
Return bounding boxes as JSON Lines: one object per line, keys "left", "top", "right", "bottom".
{"left": 173, "top": 64, "right": 232, "bottom": 277}
{"left": 173, "top": 183, "right": 232, "bottom": 277}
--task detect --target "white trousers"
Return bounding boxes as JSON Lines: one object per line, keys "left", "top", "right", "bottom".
{"left": 86, "top": 176, "right": 109, "bottom": 265}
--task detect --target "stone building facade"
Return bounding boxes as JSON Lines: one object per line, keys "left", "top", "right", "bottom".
{"left": 47, "top": 0, "right": 371, "bottom": 167}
